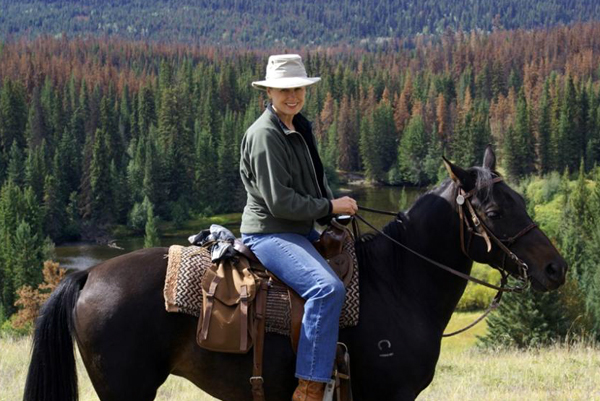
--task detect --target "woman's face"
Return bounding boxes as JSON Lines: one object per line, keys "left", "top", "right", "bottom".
{"left": 267, "top": 86, "right": 306, "bottom": 120}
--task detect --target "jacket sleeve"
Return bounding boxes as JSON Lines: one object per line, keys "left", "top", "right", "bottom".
{"left": 247, "top": 129, "right": 331, "bottom": 221}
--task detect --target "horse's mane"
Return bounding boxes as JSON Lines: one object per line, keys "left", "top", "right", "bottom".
{"left": 355, "top": 212, "right": 407, "bottom": 288}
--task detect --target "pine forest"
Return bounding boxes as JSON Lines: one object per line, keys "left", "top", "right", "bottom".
{"left": 2, "top": 21, "right": 600, "bottom": 342}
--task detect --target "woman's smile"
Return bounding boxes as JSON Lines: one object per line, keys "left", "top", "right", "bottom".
{"left": 267, "top": 86, "right": 306, "bottom": 128}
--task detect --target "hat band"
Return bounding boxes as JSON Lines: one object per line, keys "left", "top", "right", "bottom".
{"left": 265, "top": 66, "right": 308, "bottom": 80}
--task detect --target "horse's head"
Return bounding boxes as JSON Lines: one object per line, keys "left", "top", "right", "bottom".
{"left": 442, "top": 146, "right": 567, "bottom": 291}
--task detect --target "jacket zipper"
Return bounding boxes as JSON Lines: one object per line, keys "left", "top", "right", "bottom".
{"left": 291, "top": 131, "right": 323, "bottom": 198}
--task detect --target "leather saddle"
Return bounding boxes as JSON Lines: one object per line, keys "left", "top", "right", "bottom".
{"left": 235, "top": 216, "right": 355, "bottom": 352}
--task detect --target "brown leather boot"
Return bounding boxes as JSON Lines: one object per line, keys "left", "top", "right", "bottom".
{"left": 292, "top": 379, "right": 326, "bottom": 401}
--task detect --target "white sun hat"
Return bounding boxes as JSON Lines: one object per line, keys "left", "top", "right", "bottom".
{"left": 252, "top": 54, "right": 321, "bottom": 90}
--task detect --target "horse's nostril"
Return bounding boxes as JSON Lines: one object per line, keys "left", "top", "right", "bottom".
{"left": 545, "top": 263, "right": 564, "bottom": 282}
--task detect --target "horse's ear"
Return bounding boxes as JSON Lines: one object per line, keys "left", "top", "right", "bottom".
{"left": 482, "top": 145, "right": 496, "bottom": 171}
{"left": 442, "top": 156, "right": 470, "bottom": 187}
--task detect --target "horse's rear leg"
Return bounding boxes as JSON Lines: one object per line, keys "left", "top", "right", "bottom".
{"left": 73, "top": 248, "right": 178, "bottom": 401}
{"left": 79, "top": 348, "right": 170, "bottom": 401}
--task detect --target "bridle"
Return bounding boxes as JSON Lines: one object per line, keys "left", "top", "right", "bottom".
{"left": 354, "top": 175, "right": 539, "bottom": 336}
{"left": 455, "top": 175, "right": 536, "bottom": 288}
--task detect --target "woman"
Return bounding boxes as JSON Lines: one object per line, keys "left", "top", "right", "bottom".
{"left": 240, "top": 54, "right": 357, "bottom": 401}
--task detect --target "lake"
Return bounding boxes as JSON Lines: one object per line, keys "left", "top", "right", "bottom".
{"left": 54, "top": 185, "right": 425, "bottom": 271}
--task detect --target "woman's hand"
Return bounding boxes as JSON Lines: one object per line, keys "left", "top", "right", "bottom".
{"left": 331, "top": 196, "right": 358, "bottom": 215}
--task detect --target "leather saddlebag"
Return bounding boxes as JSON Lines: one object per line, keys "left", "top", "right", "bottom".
{"left": 197, "top": 256, "right": 257, "bottom": 353}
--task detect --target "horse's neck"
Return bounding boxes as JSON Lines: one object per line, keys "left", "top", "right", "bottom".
{"left": 358, "top": 187, "right": 473, "bottom": 333}
{"left": 404, "top": 202, "right": 473, "bottom": 327}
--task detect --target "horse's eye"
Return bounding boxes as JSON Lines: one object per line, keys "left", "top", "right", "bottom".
{"left": 486, "top": 210, "right": 502, "bottom": 219}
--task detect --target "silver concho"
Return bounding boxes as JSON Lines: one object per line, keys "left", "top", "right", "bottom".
{"left": 456, "top": 194, "right": 465, "bottom": 205}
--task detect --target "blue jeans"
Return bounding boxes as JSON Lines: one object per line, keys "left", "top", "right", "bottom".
{"left": 242, "top": 231, "right": 345, "bottom": 383}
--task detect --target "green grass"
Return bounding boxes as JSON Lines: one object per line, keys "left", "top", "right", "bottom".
{"left": 0, "top": 335, "right": 217, "bottom": 401}
{"left": 2, "top": 313, "right": 599, "bottom": 400}
{"left": 422, "top": 312, "right": 600, "bottom": 400}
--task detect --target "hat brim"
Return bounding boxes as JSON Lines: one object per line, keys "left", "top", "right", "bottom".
{"left": 252, "top": 77, "right": 321, "bottom": 90}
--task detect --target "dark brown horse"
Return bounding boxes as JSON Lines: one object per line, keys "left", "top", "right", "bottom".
{"left": 24, "top": 148, "right": 567, "bottom": 401}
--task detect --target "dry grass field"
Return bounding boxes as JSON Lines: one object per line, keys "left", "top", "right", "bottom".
{"left": 1, "top": 312, "right": 599, "bottom": 401}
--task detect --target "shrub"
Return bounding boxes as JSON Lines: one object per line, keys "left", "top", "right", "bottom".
{"left": 10, "top": 260, "right": 66, "bottom": 332}
{"left": 457, "top": 263, "right": 501, "bottom": 311}
{"left": 127, "top": 196, "right": 153, "bottom": 233}
{"left": 479, "top": 281, "right": 570, "bottom": 348}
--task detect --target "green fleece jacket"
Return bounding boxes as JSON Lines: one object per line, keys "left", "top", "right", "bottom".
{"left": 239, "top": 107, "right": 333, "bottom": 235}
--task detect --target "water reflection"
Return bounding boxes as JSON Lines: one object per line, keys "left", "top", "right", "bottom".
{"left": 55, "top": 185, "right": 425, "bottom": 271}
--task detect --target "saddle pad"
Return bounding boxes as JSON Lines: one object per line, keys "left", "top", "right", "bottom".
{"left": 163, "top": 239, "right": 360, "bottom": 336}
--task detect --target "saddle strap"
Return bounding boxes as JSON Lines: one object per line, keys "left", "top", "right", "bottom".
{"left": 235, "top": 239, "right": 260, "bottom": 263}
{"left": 240, "top": 285, "right": 249, "bottom": 351}
{"left": 251, "top": 279, "right": 269, "bottom": 401}
{"left": 200, "top": 275, "right": 222, "bottom": 341}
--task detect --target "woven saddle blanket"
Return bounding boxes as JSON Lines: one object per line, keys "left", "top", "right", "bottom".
{"left": 163, "top": 239, "right": 360, "bottom": 336}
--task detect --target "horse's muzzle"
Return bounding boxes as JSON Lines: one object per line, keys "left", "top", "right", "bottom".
{"left": 544, "top": 261, "right": 567, "bottom": 288}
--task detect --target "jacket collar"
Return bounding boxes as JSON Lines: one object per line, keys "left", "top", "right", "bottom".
{"left": 266, "top": 103, "right": 311, "bottom": 136}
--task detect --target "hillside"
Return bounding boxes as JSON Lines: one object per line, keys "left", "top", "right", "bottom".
{"left": 0, "top": 0, "right": 599, "bottom": 47}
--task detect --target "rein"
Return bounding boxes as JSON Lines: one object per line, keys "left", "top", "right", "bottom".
{"left": 355, "top": 178, "right": 535, "bottom": 337}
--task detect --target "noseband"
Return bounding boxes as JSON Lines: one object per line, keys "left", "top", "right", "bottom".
{"left": 456, "top": 176, "right": 536, "bottom": 288}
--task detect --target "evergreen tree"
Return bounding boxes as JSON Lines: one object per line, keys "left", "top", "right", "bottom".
{"left": 0, "top": 182, "right": 46, "bottom": 316}
{"left": 64, "top": 191, "right": 81, "bottom": 240}
{"left": 126, "top": 137, "right": 145, "bottom": 203}
{"left": 143, "top": 129, "right": 164, "bottom": 208}
{"left": 503, "top": 125, "right": 518, "bottom": 178}
{"left": 216, "top": 110, "right": 241, "bottom": 211}
{"left": 480, "top": 285, "right": 570, "bottom": 348}
{"left": 128, "top": 196, "right": 151, "bottom": 233}
{"left": 158, "top": 86, "right": 193, "bottom": 203}
{"left": 0, "top": 79, "right": 27, "bottom": 154}
{"left": 7, "top": 140, "right": 25, "bottom": 186}
{"left": 25, "top": 141, "right": 49, "bottom": 202}
{"left": 322, "top": 121, "right": 338, "bottom": 172}
{"left": 194, "top": 122, "right": 217, "bottom": 213}
{"left": 54, "top": 129, "right": 82, "bottom": 200}
{"left": 491, "top": 61, "right": 507, "bottom": 99}
{"left": 27, "top": 85, "right": 50, "bottom": 149}
{"left": 90, "top": 128, "right": 114, "bottom": 225}
{"left": 144, "top": 203, "right": 160, "bottom": 248}
{"left": 423, "top": 125, "right": 444, "bottom": 183}
{"left": 337, "top": 95, "right": 359, "bottom": 171}
{"left": 475, "top": 63, "right": 492, "bottom": 100}
{"left": 69, "top": 104, "right": 86, "bottom": 147}
{"left": 119, "top": 84, "right": 132, "bottom": 143}
{"left": 583, "top": 167, "right": 600, "bottom": 336}
{"left": 509, "top": 89, "right": 536, "bottom": 178}
{"left": 452, "top": 98, "right": 490, "bottom": 168}
{"left": 109, "top": 160, "right": 129, "bottom": 224}
{"left": 372, "top": 98, "right": 397, "bottom": 172}
{"left": 557, "top": 164, "right": 589, "bottom": 283}
{"left": 398, "top": 115, "right": 429, "bottom": 184}
{"left": 538, "top": 83, "right": 552, "bottom": 174}
{"left": 43, "top": 174, "right": 67, "bottom": 242}
{"left": 100, "top": 94, "right": 124, "bottom": 168}
{"left": 359, "top": 116, "right": 383, "bottom": 182}
{"left": 138, "top": 84, "right": 156, "bottom": 137}
{"left": 560, "top": 76, "right": 582, "bottom": 172}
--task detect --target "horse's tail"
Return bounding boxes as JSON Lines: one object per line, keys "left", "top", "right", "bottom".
{"left": 23, "top": 270, "right": 89, "bottom": 401}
